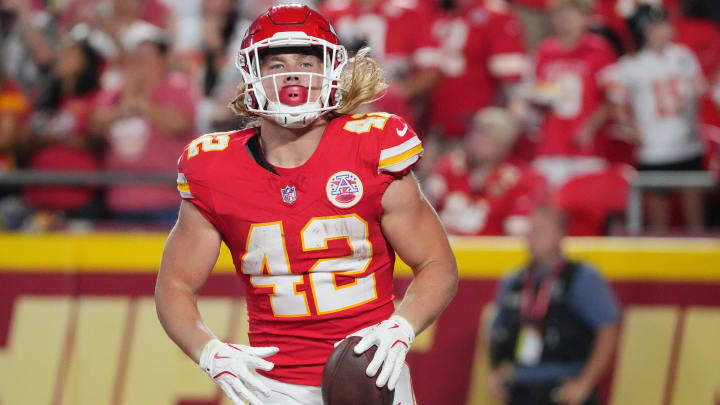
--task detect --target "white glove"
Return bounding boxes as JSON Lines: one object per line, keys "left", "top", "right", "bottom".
{"left": 199, "top": 339, "right": 279, "bottom": 405}
{"left": 351, "top": 315, "right": 415, "bottom": 390}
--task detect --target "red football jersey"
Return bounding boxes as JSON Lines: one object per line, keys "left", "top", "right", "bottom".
{"left": 176, "top": 113, "right": 423, "bottom": 385}
{"left": 427, "top": 151, "right": 547, "bottom": 236}
{"left": 533, "top": 34, "right": 616, "bottom": 157}
{"left": 429, "top": 1, "right": 526, "bottom": 138}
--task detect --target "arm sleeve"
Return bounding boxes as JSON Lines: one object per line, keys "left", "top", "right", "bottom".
{"left": 377, "top": 114, "right": 424, "bottom": 175}
{"left": 569, "top": 265, "right": 621, "bottom": 328}
{"left": 176, "top": 145, "right": 223, "bottom": 231}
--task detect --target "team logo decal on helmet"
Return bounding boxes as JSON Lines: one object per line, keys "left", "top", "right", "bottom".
{"left": 326, "top": 171, "right": 363, "bottom": 208}
{"left": 236, "top": 4, "right": 348, "bottom": 128}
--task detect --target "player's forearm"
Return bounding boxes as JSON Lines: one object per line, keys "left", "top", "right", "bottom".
{"left": 155, "top": 281, "right": 217, "bottom": 363}
{"left": 576, "top": 323, "right": 619, "bottom": 387}
{"left": 394, "top": 258, "right": 458, "bottom": 335}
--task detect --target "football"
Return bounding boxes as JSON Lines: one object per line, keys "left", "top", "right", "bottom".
{"left": 321, "top": 336, "right": 395, "bottom": 405}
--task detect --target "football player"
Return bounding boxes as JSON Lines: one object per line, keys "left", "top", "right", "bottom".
{"left": 154, "top": 4, "right": 458, "bottom": 405}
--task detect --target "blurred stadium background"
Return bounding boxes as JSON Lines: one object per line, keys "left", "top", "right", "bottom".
{"left": 1, "top": 0, "right": 719, "bottom": 404}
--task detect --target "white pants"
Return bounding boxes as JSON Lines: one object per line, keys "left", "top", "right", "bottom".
{"left": 254, "top": 364, "right": 417, "bottom": 405}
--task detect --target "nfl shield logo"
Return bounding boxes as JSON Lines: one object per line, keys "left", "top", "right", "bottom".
{"left": 281, "top": 185, "right": 296, "bottom": 204}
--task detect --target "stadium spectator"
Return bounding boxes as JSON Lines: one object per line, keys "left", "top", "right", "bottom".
{"left": 510, "top": 0, "right": 635, "bottom": 52}
{"left": 428, "top": 0, "right": 527, "bottom": 140}
{"left": 91, "top": 23, "right": 196, "bottom": 224}
{"left": 59, "top": 0, "right": 171, "bottom": 32}
{"left": 22, "top": 27, "right": 105, "bottom": 218}
{"left": 610, "top": 4, "right": 706, "bottom": 234}
{"left": 0, "top": 0, "right": 55, "bottom": 93}
{"left": 199, "top": 0, "right": 242, "bottom": 96}
{"left": 487, "top": 204, "right": 620, "bottom": 405}
{"left": 426, "top": 107, "right": 547, "bottom": 235}
{"left": 0, "top": 71, "right": 27, "bottom": 172}
{"left": 321, "top": 0, "right": 444, "bottom": 127}
{"left": 524, "top": 0, "right": 616, "bottom": 188}
{"left": 193, "top": 0, "right": 251, "bottom": 134}
{"left": 58, "top": 0, "right": 171, "bottom": 68}
{"left": 510, "top": 0, "right": 553, "bottom": 50}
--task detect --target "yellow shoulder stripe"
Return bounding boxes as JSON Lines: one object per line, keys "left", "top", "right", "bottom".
{"left": 378, "top": 144, "right": 424, "bottom": 168}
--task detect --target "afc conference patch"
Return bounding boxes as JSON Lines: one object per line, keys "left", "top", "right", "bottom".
{"left": 281, "top": 185, "right": 297, "bottom": 204}
{"left": 326, "top": 171, "right": 363, "bottom": 208}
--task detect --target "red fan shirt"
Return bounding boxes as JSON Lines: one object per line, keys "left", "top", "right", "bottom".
{"left": 428, "top": 151, "right": 548, "bottom": 235}
{"left": 429, "top": 1, "right": 526, "bottom": 138}
{"left": 177, "top": 113, "right": 423, "bottom": 385}
{"left": 533, "top": 34, "right": 616, "bottom": 157}
{"left": 24, "top": 92, "right": 101, "bottom": 210}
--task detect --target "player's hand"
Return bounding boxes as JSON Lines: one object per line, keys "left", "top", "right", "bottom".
{"left": 553, "top": 377, "right": 593, "bottom": 405}
{"left": 351, "top": 315, "right": 415, "bottom": 390}
{"left": 199, "top": 339, "right": 279, "bottom": 405}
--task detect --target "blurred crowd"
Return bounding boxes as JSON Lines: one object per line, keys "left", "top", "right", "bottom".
{"left": 0, "top": 0, "right": 719, "bottom": 234}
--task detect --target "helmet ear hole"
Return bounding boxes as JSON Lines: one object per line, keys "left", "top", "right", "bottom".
{"left": 245, "top": 86, "right": 259, "bottom": 110}
{"left": 236, "top": 53, "right": 247, "bottom": 69}
{"left": 332, "top": 88, "right": 342, "bottom": 104}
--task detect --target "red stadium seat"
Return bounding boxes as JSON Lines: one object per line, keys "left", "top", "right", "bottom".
{"left": 553, "top": 166, "right": 633, "bottom": 236}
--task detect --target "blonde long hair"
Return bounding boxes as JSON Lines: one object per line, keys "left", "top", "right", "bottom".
{"left": 229, "top": 47, "right": 387, "bottom": 124}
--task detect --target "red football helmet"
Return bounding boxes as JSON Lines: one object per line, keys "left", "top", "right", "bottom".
{"left": 236, "top": 4, "right": 347, "bottom": 128}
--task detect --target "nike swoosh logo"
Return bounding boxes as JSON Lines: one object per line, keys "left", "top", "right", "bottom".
{"left": 214, "top": 353, "right": 231, "bottom": 360}
{"left": 396, "top": 123, "right": 408, "bottom": 137}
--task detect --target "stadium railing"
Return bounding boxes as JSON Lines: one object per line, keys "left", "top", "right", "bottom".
{"left": 626, "top": 170, "right": 717, "bottom": 234}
